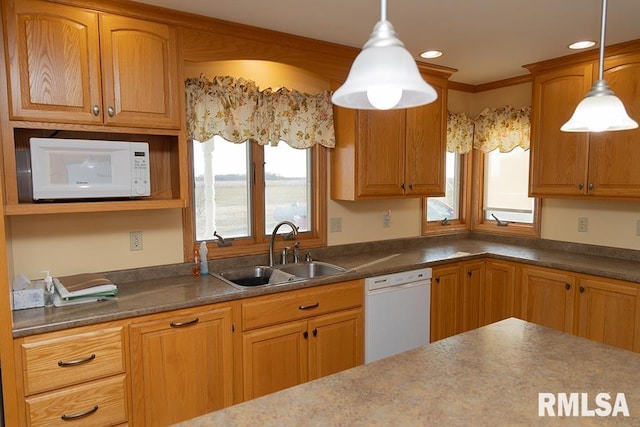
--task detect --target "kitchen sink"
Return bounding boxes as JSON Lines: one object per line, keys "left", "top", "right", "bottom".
{"left": 277, "top": 261, "right": 346, "bottom": 279}
{"left": 212, "top": 261, "right": 346, "bottom": 290}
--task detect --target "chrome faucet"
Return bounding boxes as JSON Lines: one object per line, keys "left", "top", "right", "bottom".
{"left": 269, "top": 221, "right": 298, "bottom": 266}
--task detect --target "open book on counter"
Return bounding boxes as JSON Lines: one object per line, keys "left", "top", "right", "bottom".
{"left": 52, "top": 273, "right": 118, "bottom": 306}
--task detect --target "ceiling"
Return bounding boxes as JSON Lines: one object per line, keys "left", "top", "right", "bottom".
{"left": 135, "top": 0, "right": 640, "bottom": 85}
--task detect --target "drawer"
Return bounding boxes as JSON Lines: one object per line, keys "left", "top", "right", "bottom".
{"left": 25, "top": 374, "right": 128, "bottom": 427}
{"left": 242, "top": 280, "right": 363, "bottom": 331}
{"left": 21, "top": 327, "right": 125, "bottom": 395}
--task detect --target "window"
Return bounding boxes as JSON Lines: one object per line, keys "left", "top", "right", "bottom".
{"left": 483, "top": 147, "right": 534, "bottom": 224}
{"left": 473, "top": 148, "right": 541, "bottom": 236}
{"left": 188, "top": 136, "right": 326, "bottom": 257}
{"left": 423, "top": 151, "right": 471, "bottom": 234}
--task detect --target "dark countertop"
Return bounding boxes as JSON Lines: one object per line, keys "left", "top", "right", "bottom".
{"left": 175, "top": 318, "right": 640, "bottom": 426}
{"left": 12, "top": 235, "right": 640, "bottom": 337}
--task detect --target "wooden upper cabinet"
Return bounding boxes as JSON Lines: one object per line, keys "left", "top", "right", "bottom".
{"left": 587, "top": 52, "right": 640, "bottom": 197}
{"left": 528, "top": 44, "right": 640, "bottom": 199}
{"left": 331, "top": 71, "right": 450, "bottom": 200}
{"left": 98, "top": 14, "right": 180, "bottom": 128}
{"left": 6, "top": 0, "right": 180, "bottom": 129}
{"left": 8, "top": 0, "right": 102, "bottom": 124}
{"left": 528, "top": 62, "right": 592, "bottom": 197}
{"left": 405, "top": 74, "right": 447, "bottom": 196}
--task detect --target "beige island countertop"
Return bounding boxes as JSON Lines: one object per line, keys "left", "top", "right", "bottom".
{"left": 176, "top": 318, "right": 640, "bottom": 426}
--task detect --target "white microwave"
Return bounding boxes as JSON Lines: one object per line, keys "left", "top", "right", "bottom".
{"left": 29, "top": 138, "right": 151, "bottom": 200}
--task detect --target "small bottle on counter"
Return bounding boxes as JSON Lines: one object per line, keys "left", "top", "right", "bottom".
{"left": 42, "top": 270, "right": 54, "bottom": 307}
{"left": 199, "top": 241, "right": 209, "bottom": 275}
{"left": 192, "top": 247, "right": 201, "bottom": 277}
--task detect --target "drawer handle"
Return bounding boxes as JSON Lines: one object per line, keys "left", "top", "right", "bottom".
{"left": 58, "top": 353, "right": 95, "bottom": 367}
{"left": 170, "top": 317, "right": 199, "bottom": 328}
{"left": 61, "top": 405, "right": 99, "bottom": 421}
{"left": 298, "top": 302, "right": 319, "bottom": 310}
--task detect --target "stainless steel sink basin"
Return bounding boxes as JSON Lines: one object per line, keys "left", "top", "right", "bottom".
{"left": 212, "top": 261, "right": 346, "bottom": 290}
{"left": 213, "top": 265, "right": 275, "bottom": 287}
{"left": 277, "top": 261, "right": 346, "bottom": 279}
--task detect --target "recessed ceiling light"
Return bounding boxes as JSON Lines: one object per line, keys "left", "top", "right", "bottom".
{"left": 568, "top": 40, "right": 596, "bottom": 50}
{"left": 420, "top": 50, "right": 443, "bottom": 59}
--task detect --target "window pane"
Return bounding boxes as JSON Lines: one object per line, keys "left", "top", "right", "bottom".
{"left": 264, "top": 143, "right": 311, "bottom": 234}
{"left": 193, "top": 136, "right": 251, "bottom": 240}
{"left": 427, "top": 151, "right": 460, "bottom": 221}
{"left": 483, "top": 147, "right": 534, "bottom": 223}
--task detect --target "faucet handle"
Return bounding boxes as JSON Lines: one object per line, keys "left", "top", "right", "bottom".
{"left": 281, "top": 247, "right": 290, "bottom": 265}
{"left": 305, "top": 251, "right": 312, "bottom": 262}
{"left": 293, "top": 242, "right": 300, "bottom": 263}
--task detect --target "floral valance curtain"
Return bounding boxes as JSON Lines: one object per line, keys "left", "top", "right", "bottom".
{"left": 185, "top": 75, "right": 335, "bottom": 148}
{"left": 447, "top": 106, "right": 531, "bottom": 154}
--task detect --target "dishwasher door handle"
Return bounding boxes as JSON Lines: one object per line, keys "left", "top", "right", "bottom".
{"left": 366, "top": 280, "right": 430, "bottom": 295}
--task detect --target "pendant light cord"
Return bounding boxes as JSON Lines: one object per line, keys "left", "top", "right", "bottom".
{"left": 380, "top": 0, "right": 387, "bottom": 21}
{"left": 598, "top": 0, "right": 607, "bottom": 81}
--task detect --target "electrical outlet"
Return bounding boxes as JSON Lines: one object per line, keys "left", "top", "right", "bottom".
{"left": 577, "top": 217, "right": 588, "bottom": 233}
{"left": 130, "top": 231, "right": 143, "bottom": 251}
{"left": 636, "top": 220, "right": 640, "bottom": 236}
{"left": 329, "top": 217, "right": 342, "bottom": 233}
{"left": 383, "top": 210, "right": 391, "bottom": 228}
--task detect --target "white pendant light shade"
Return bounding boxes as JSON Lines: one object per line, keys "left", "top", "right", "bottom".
{"left": 561, "top": 81, "right": 638, "bottom": 132}
{"left": 561, "top": 0, "right": 638, "bottom": 132}
{"left": 332, "top": 2, "right": 437, "bottom": 110}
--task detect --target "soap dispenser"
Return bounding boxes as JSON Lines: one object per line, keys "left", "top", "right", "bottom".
{"left": 199, "top": 241, "right": 209, "bottom": 275}
{"left": 42, "top": 270, "right": 54, "bottom": 307}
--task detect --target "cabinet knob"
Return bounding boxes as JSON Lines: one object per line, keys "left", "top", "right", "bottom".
{"left": 565, "top": 283, "right": 571, "bottom": 290}
{"left": 580, "top": 286, "right": 585, "bottom": 293}
{"left": 578, "top": 183, "right": 584, "bottom": 190}
{"left": 107, "top": 106, "right": 115, "bottom": 117}
{"left": 409, "top": 183, "right": 414, "bottom": 190}
{"left": 303, "top": 331, "right": 309, "bottom": 339}
{"left": 401, "top": 183, "right": 405, "bottom": 190}
{"left": 467, "top": 271, "right": 472, "bottom": 277}
{"left": 92, "top": 105, "right": 100, "bottom": 116}
{"left": 588, "top": 183, "right": 594, "bottom": 190}
{"left": 312, "top": 328, "right": 318, "bottom": 337}
{"left": 435, "top": 277, "right": 440, "bottom": 284}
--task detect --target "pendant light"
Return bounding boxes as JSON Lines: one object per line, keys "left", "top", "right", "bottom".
{"left": 331, "top": 0, "right": 437, "bottom": 110}
{"left": 561, "top": 0, "right": 638, "bottom": 132}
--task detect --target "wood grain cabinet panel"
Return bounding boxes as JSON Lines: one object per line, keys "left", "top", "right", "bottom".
{"left": 331, "top": 73, "right": 449, "bottom": 200}
{"left": 577, "top": 277, "right": 640, "bottom": 352}
{"left": 6, "top": 0, "right": 180, "bottom": 129}
{"left": 528, "top": 47, "right": 640, "bottom": 199}
{"left": 129, "top": 306, "right": 233, "bottom": 426}
{"left": 481, "top": 260, "right": 517, "bottom": 326}
{"left": 431, "top": 264, "right": 462, "bottom": 342}
{"left": 240, "top": 281, "right": 364, "bottom": 401}
{"left": 521, "top": 266, "right": 575, "bottom": 334}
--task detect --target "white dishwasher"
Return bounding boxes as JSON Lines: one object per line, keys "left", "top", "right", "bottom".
{"left": 365, "top": 268, "right": 431, "bottom": 363}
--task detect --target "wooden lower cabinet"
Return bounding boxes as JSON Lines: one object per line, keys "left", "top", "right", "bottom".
{"left": 481, "top": 260, "right": 517, "bottom": 326}
{"left": 240, "top": 281, "right": 363, "bottom": 401}
{"left": 577, "top": 277, "right": 640, "bottom": 352}
{"left": 521, "top": 265, "right": 575, "bottom": 333}
{"left": 430, "top": 264, "right": 462, "bottom": 342}
{"left": 129, "top": 304, "right": 233, "bottom": 426}
{"left": 14, "top": 323, "right": 128, "bottom": 427}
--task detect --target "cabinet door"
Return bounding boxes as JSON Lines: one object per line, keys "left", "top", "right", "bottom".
{"left": 308, "top": 309, "right": 363, "bottom": 381}
{"left": 481, "top": 260, "right": 517, "bottom": 326}
{"left": 129, "top": 307, "right": 233, "bottom": 426}
{"left": 99, "top": 14, "right": 180, "bottom": 128}
{"left": 242, "top": 320, "right": 308, "bottom": 400}
{"left": 431, "top": 264, "right": 461, "bottom": 342}
{"left": 460, "top": 261, "right": 484, "bottom": 332}
{"left": 587, "top": 52, "right": 640, "bottom": 197}
{"left": 577, "top": 278, "right": 640, "bottom": 352}
{"left": 404, "top": 74, "right": 447, "bottom": 196}
{"left": 356, "top": 109, "right": 406, "bottom": 197}
{"left": 521, "top": 266, "right": 575, "bottom": 333}
{"left": 7, "top": 0, "right": 102, "bottom": 123}
{"left": 529, "top": 63, "right": 593, "bottom": 196}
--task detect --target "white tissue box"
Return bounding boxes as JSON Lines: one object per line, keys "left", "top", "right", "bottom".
{"left": 13, "top": 288, "right": 44, "bottom": 310}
